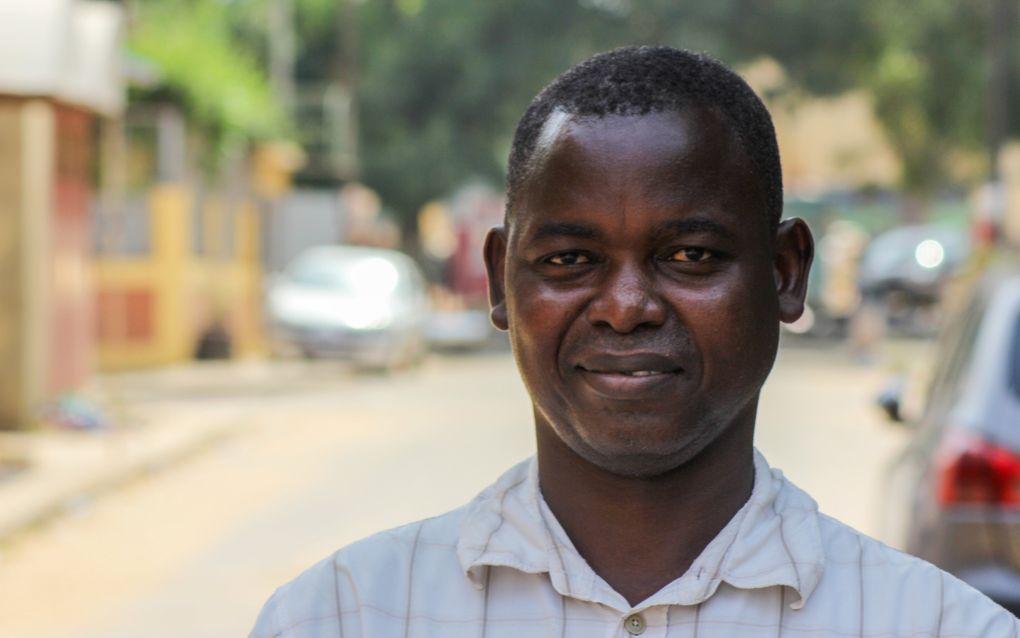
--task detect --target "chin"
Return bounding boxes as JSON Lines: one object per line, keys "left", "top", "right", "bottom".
{"left": 578, "top": 447, "right": 699, "bottom": 479}
{"left": 571, "top": 421, "right": 721, "bottom": 479}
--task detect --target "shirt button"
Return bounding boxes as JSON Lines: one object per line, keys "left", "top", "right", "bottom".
{"left": 624, "top": 613, "right": 646, "bottom": 635}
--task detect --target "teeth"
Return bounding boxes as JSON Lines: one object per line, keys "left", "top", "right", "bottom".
{"left": 626, "top": 370, "right": 662, "bottom": 377}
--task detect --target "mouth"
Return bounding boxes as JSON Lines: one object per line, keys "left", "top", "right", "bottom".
{"left": 580, "top": 369, "right": 676, "bottom": 378}
{"left": 574, "top": 353, "right": 684, "bottom": 398}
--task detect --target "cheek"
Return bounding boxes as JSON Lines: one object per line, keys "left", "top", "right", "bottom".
{"left": 505, "top": 280, "right": 590, "bottom": 416}
{"left": 507, "top": 278, "right": 587, "bottom": 343}
{"left": 678, "top": 268, "right": 779, "bottom": 370}
{"left": 506, "top": 284, "right": 584, "bottom": 385}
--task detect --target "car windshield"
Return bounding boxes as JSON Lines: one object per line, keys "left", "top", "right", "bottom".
{"left": 286, "top": 254, "right": 402, "bottom": 297}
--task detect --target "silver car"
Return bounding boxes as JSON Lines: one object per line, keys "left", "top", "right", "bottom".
{"left": 880, "top": 262, "right": 1020, "bottom": 617}
{"left": 267, "top": 246, "right": 430, "bottom": 369}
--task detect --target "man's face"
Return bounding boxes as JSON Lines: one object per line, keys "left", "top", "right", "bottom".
{"left": 485, "top": 109, "right": 811, "bottom": 478}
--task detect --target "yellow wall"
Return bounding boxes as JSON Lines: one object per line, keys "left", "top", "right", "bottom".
{"left": 93, "top": 184, "right": 266, "bottom": 371}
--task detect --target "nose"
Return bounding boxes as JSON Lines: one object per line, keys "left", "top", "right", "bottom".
{"left": 585, "top": 261, "right": 667, "bottom": 333}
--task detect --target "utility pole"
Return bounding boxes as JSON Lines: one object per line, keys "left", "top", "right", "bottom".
{"left": 334, "top": 0, "right": 359, "bottom": 180}
{"left": 976, "top": 0, "right": 1014, "bottom": 245}
{"left": 268, "top": 0, "right": 297, "bottom": 114}
{"left": 986, "top": 0, "right": 1012, "bottom": 181}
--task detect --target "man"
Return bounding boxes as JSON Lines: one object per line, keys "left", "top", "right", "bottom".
{"left": 252, "top": 47, "right": 1020, "bottom": 637}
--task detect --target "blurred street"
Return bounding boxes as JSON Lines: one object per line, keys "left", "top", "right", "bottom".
{"left": 0, "top": 341, "right": 921, "bottom": 638}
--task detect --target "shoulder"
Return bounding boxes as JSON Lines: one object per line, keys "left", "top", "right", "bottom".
{"left": 249, "top": 507, "right": 470, "bottom": 638}
{"left": 806, "top": 513, "right": 1020, "bottom": 636}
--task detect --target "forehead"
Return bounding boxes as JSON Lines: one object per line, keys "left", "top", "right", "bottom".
{"left": 513, "top": 109, "right": 767, "bottom": 239}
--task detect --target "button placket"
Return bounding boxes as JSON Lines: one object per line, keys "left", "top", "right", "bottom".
{"left": 623, "top": 612, "right": 646, "bottom": 635}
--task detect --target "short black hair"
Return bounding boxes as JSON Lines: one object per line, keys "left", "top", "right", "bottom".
{"left": 506, "top": 46, "right": 782, "bottom": 231}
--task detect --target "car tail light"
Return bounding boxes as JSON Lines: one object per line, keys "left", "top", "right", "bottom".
{"left": 936, "top": 432, "right": 1020, "bottom": 507}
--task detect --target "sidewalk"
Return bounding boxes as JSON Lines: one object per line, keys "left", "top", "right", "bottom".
{"left": 0, "top": 360, "right": 298, "bottom": 543}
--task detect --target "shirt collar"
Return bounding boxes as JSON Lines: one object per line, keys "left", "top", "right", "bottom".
{"left": 456, "top": 450, "right": 825, "bottom": 613}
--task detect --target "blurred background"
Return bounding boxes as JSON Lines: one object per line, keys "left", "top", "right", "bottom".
{"left": 1, "top": 0, "right": 1020, "bottom": 634}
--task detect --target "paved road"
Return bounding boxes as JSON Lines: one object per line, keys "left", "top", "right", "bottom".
{"left": 0, "top": 341, "right": 921, "bottom": 638}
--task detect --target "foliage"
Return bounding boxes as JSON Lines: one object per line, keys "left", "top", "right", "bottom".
{"left": 349, "top": 0, "right": 634, "bottom": 220}
{"left": 129, "top": 0, "right": 289, "bottom": 159}
{"left": 856, "top": 1, "right": 1005, "bottom": 193}
{"left": 130, "top": 0, "right": 1018, "bottom": 216}
{"left": 307, "top": 0, "right": 1012, "bottom": 220}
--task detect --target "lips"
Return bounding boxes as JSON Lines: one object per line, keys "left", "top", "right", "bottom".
{"left": 574, "top": 352, "right": 684, "bottom": 399}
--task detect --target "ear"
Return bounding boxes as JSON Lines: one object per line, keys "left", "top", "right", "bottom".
{"left": 483, "top": 225, "right": 509, "bottom": 331}
{"left": 773, "top": 218, "right": 814, "bottom": 323}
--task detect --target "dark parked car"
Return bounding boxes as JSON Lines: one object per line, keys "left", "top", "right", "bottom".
{"left": 880, "top": 261, "right": 1020, "bottom": 616}
{"left": 858, "top": 223, "right": 970, "bottom": 335}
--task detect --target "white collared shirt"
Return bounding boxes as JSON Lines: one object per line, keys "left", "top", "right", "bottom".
{"left": 251, "top": 451, "right": 1020, "bottom": 637}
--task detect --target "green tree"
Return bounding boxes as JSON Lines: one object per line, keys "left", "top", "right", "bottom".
{"left": 636, "top": 0, "right": 1012, "bottom": 198}
{"left": 350, "top": 0, "right": 631, "bottom": 221}
{"left": 129, "top": 0, "right": 289, "bottom": 162}
{"left": 858, "top": 1, "right": 1009, "bottom": 196}
{"left": 291, "top": 0, "right": 1017, "bottom": 222}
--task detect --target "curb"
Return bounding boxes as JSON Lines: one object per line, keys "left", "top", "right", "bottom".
{"left": 0, "top": 408, "right": 247, "bottom": 546}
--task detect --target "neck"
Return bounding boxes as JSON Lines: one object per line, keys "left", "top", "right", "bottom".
{"left": 536, "top": 413, "right": 756, "bottom": 606}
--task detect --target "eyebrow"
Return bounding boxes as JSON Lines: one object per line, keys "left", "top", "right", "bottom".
{"left": 524, "top": 216, "right": 737, "bottom": 244}
{"left": 655, "top": 217, "right": 736, "bottom": 239}
{"left": 528, "top": 222, "right": 603, "bottom": 242}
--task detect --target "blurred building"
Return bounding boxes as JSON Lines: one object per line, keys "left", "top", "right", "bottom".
{"left": 417, "top": 182, "right": 503, "bottom": 308}
{"left": 999, "top": 144, "right": 1020, "bottom": 246}
{"left": 0, "top": 0, "right": 124, "bottom": 430}
{"left": 90, "top": 97, "right": 288, "bottom": 370}
{"left": 740, "top": 59, "right": 901, "bottom": 198}
{"left": 0, "top": 1, "right": 303, "bottom": 429}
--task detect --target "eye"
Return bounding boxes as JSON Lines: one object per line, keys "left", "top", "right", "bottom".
{"left": 545, "top": 252, "right": 591, "bottom": 266}
{"left": 667, "top": 247, "right": 713, "bottom": 263}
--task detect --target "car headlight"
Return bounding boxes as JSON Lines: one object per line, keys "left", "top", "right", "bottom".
{"left": 339, "top": 302, "right": 394, "bottom": 330}
{"left": 915, "top": 239, "right": 945, "bottom": 270}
